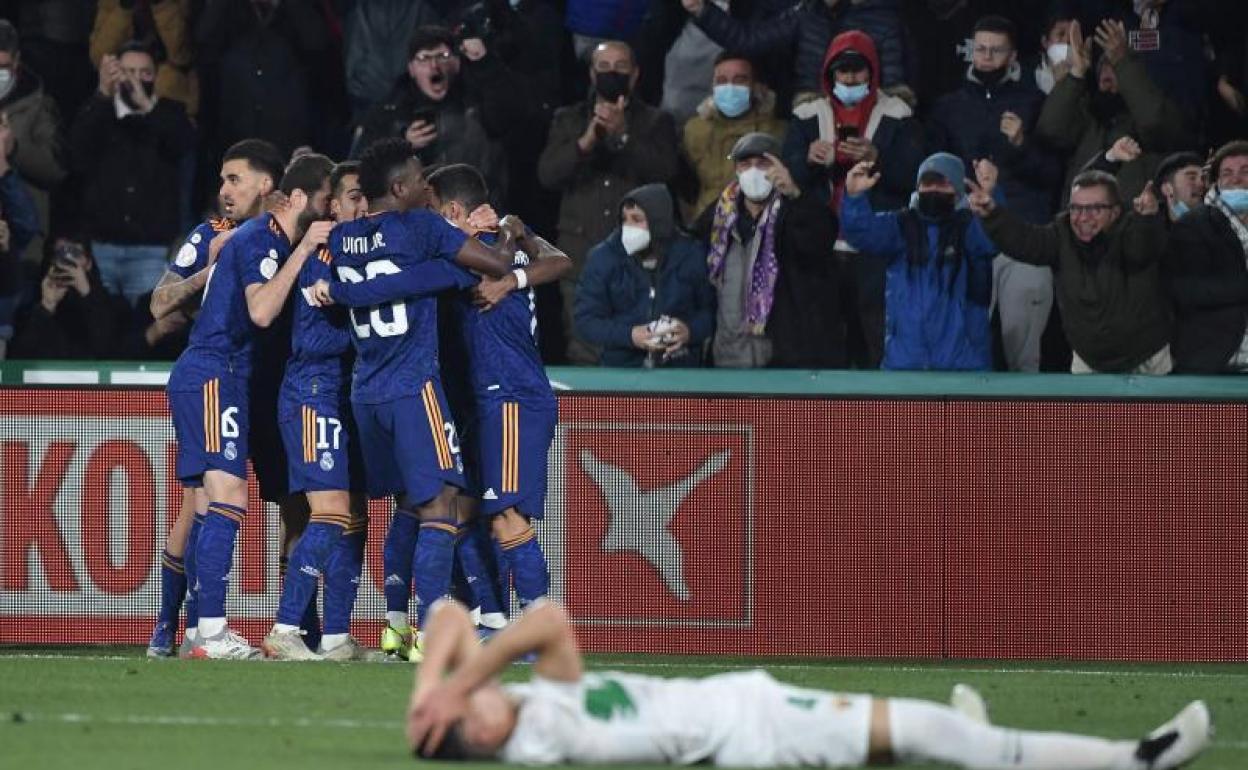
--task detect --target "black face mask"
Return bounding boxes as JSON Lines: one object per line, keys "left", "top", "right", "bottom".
{"left": 918, "top": 191, "right": 957, "bottom": 219}
{"left": 973, "top": 66, "right": 1006, "bottom": 87}
{"left": 594, "top": 71, "right": 632, "bottom": 102}
{"left": 120, "top": 80, "right": 156, "bottom": 110}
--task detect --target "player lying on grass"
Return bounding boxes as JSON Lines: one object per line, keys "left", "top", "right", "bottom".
{"left": 407, "top": 600, "right": 1211, "bottom": 769}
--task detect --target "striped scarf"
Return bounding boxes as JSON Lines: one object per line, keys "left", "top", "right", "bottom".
{"left": 706, "top": 182, "right": 781, "bottom": 335}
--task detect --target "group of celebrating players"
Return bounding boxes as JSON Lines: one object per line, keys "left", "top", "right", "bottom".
{"left": 144, "top": 135, "right": 569, "bottom": 661}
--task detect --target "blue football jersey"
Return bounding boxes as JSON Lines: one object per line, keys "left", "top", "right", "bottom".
{"left": 286, "top": 247, "right": 353, "bottom": 393}
{"left": 448, "top": 231, "right": 555, "bottom": 406}
{"left": 328, "top": 209, "right": 469, "bottom": 404}
{"left": 168, "top": 216, "right": 238, "bottom": 279}
{"left": 177, "top": 213, "right": 293, "bottom": 379}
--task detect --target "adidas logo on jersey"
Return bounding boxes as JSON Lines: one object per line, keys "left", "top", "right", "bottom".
{"left": 483, "top": 488, "right": 498, "bottom": 500}
{"left": 384, "top": 574, "right": 405, "bottom": 586}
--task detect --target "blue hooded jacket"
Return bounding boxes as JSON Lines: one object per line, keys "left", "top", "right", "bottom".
{"left": 839, "top": 153, "right": 998, "bottom": 371}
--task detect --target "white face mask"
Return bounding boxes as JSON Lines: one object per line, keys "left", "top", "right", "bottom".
{"left": 1046, "top": 43, "right": 1069, "bottom": 65}
{"left": 0, "top": 68, "right": 14, "bottom": 99}
{"left": 621, "top": 224, "right": 651, "bottom": 255}
{"left": 737, "top": 166, "right": 774, "bottom": 201}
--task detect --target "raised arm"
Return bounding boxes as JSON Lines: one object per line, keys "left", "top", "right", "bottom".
{"left": 325, "top": 260, "right": 476, "bottom": 307}
{"left": 245, "top": 221, "right": 331, "bottom": 328}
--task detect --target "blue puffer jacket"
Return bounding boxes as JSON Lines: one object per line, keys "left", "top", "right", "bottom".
{"left": 575, "top": 185, "right": 715, "bottom": 368}
{"left": 840, "top": 193, "right": 997, "bottom": 371}
{"left": 692, "top": 0, "right": 908, "bottom": 94}
{"left": 565, "top": 0, "right": 649, "bottom": 40}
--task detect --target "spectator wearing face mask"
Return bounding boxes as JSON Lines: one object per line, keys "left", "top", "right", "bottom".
{"left": 538, "top": 40, "right": 679, "bottom": 364}
{"left": 70, "top": 40, "right": 194, "bottom": 306}
{"left": 1033, "top": 10, "right": 1075, "bottom": 95}
{"left": 692, "top": 132, "right": 843, "bottom": 369}
{"left": 781, "top": 29, "right": 923, "bottom": 368}
{"left": 1037, "top": 18, "right": 1193, "bottom": 204}
{"left": 682, "top": 52, "right": 788, "bottom": 220}
{"left": 970, "top": 160, "right": 1173, "bottom": 375}
{"left": 575, "top": 183, "right": 713, "bottom": 368}
{"left": 1083, "top": 140, "right": 1205, "bottom": 227}
{"left": 928, "top": 15, "right": 1062, "bottom": 373}
{"left": 10, "top": 236, "right": 129, "bottom": 360}
{"left": 839, "top": 153, "right": 998, "bottom": 371}
{"left": 1162, "top": 141, "right": 1248, "bottom": 374}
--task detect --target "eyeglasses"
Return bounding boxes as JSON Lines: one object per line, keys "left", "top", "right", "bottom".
{"left": 413, "top": 51, "right": 454, "bottom": 64}
{"left": 972, "top": 45, "right": 1012, "bottom": 57}
{"left": 1069, "top": 203, "right": 1116, "bottom": 216}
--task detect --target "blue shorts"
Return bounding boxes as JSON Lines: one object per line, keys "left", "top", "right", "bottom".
{"left": 279, "top": 397, "right": 365, "bottom": 494}
{"left": 352, "top": 380, "right": 465, "bottom": 503}
{"left": 471, "top": 400, "right": 556, "bottom": 518}
{"left": 168, "top": 373, "right": 249, "bottom": 483}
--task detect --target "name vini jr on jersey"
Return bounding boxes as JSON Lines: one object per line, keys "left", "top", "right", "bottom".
{"left": 342, "top": 232, "right": 388, "bottom": 255}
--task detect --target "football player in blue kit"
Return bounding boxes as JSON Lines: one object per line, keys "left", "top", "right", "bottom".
{"left": 425, "top": 164, "right": 571, "bottom": 631}
{"left": 262, "top": 161, "right": 373, "bottom": 661}
{"left": 165, "top": 152, "right": 336, "bottom": 659}
{"left": 146, "top": 139, "right": 285, "bottom": 657}
{"left": 311, "top": 138, "right": 520, "bottom": 660}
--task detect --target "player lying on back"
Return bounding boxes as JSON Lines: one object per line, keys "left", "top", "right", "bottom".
{"left": 426, "top": 164, "right": 571, "bottom": 630}
{"left": 407, "top": 600, "right": 1212, "bottom": 770}
{"left": 147, "top": 139, "right": 285, "bottom": 657}
{"left": 166, "top": 152, "right": 336, "bottom": 659}
{"left": 314, "top": 138, "right": 520, "bottom": 660}
{"left": 262, "top": 161, "right": 373, "bottom": 661}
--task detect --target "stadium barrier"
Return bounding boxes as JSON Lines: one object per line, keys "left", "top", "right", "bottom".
{"left": 1, "top": 362, "right": 1245, "bottom": 661}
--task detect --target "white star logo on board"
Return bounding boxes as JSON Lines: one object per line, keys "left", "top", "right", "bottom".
{"left": 578, "top": 449, "right": 732, "bottom": 601}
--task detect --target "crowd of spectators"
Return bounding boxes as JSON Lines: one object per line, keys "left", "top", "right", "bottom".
{"left": 0, "top": 0, "right": 1244, "bottom": 374}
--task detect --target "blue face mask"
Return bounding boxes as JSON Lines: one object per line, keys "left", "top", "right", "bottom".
{"left": 1169, "top": 200, "right": 1190, "bottom": 220}
{"left": 1219, "top": 188, "right": 1248, "bottom": 214}
{"left": 833, "top": 82, "right": 870, "bottom": 106}
{"left": 712, "top": 84, "right": 751, "bottom": 118}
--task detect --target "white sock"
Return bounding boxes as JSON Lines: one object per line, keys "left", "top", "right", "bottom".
{"left": 273, "top": 623, "right": 300, "bottom": 635}
{"left": 199, "top": 617, "right": 226, "bottom": 638}
{"left": 386, "top": 611, "right": 408, "bottom": 630}
{"left": 480, "top": 612, "right": 508, "bottom": 630}
{"left": 890, "top": 699, "right": 1141, "bottom": 769}
{"left": 321, "top": 633, "right": 348, "bottom": 651}
{"left": 185, "top": 627, "right": 199, "bottom": 643}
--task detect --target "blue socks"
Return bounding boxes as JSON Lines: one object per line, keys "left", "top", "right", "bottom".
{"left": 184, "top": 514, "right": 202, "bottom": 630}
{"left": 324, "top": 521, "right": 366, "bottom": 635}
{"left": 383, "top": 507, "right": 419, "bottom": 618}
{"left": 498, "top": 526, "right": 549, "bottom": 609}
{"left": 457, "top": 520, "right": 505, "bottom": 616}
{"left": 157, "top": 550, "right": 186, "bottom": 626}
{"left": 413, "top": 518, "right": 457, "bottom": 629}
{"left": 277, "top": 520, "right": 344, "bottom": 628}
{"left": 195, "top": 502, "right": 245, "bottom": 621}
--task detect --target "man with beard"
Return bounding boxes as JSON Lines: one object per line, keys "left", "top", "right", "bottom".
{"left": 839, "top": 153, "right": 998, "bottom": 371}
{"left": 165, "top": 153, "right": 335, "bottom": 659}
{"left": 1036, "top": 18, "right": 1193, "bottom": 204}
{"left": 537, "top": 40, "right": 678, "bottom": 364}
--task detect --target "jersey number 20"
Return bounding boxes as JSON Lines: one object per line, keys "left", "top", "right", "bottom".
{"left": 337, "top": 260, "right": 406, "bottom": 338}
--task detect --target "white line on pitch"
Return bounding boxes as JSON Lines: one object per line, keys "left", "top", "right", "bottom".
{"left": 12, "top": 712, "right": 401, "bottom": 730}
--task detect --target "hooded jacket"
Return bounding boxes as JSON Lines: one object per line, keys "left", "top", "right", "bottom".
{"left": 683, "top": 86, "right": 788, "bottom": 218}
{"left": 839, "top": 156, "right": 998, "bottom": 371}
{"left": 691, "top": 0, "right": 907, "bottom": 96}
{"left": 781, "top": 30, "right": 923, "bottom": 217}
{"left": 575, "top": 184, "right": 715, "bottom": 367}
{"left": 0, "top": 67, "right": 66, "bottom": 190}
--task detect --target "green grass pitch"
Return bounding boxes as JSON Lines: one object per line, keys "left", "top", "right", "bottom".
{"left": 1, "top": 650, "right": 1244, "bottom": 769}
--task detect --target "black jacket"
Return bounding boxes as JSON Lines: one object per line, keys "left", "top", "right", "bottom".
{"left": 1163, "top": 205, "right": 1248, "bottom": 373}
{"left": 10, "top": 270, "right": 129, "bottom": 360}
{"left": 70, "top": 95, "right": 194, "bottom": 244}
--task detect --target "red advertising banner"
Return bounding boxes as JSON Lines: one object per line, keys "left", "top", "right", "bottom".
{"left": 1, "top": 389, "right": 1245, "bottom": 660}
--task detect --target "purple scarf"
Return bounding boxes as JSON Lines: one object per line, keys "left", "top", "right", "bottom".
{"left": 706, "top": 182, "right": 781, "bottom": 335}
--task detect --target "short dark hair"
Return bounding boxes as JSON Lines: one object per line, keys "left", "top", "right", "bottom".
{"left": 1071, "top": 170, "right": 1121, "bottom": 206}
{"left": 358, "top": 138, "right": 418, "bottom": 201}
{"left": 222, "top": 139, "right": 285, "bottom": 188}
{"left": 1154, "top": 152, "right": 1205, "bottom": 189}
{"left": 416, "top": 722, "right": 482, "bottom": 762}
{"left": 279, "top": 153, "right": 334, "bottom": 197}
{"left": 409, "top": 25, "right": 456, "bottom": 60}
{"left": 973, "top": 15, "right": 1017, "bottom": 49}
{"left": 0, "top": 20, "right": 18, "bottom": 56}
{"left": 116, "top": 39, "right": 157, "bottom": 63}
{"left": 428, "top": 164, "right": 489, "bottom": 212}
{"left": 713, "top": 51, "right": 754, "bottom": 71}
{"left": 330, "top": 161, "right": 361, "bottom": 198}
{"left": 1210, "top": 140, "right": 1248, "bottom": 181}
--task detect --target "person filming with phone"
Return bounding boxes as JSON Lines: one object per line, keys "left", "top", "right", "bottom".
{"left": 781, "top": 30, "right": 923, "bottom": 370}
{"left": 9, "top": 236, "right": 128, "bottom": 360}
